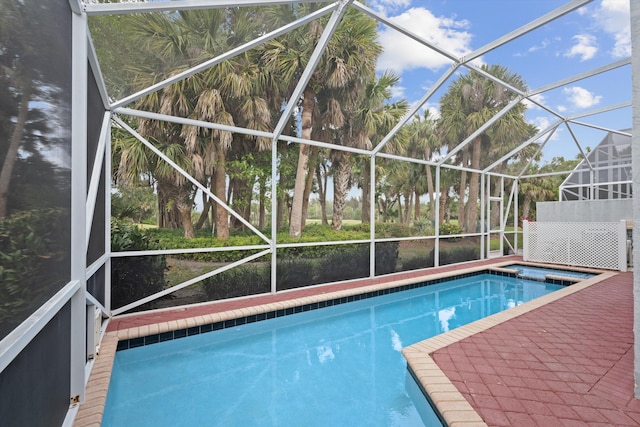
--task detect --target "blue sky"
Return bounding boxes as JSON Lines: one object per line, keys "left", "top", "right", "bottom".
{"left": 370, "top": 0, "right": 632, "bottom": 163}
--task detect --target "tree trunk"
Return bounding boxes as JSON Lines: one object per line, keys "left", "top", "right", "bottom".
{"left": 426, "top": 164, "right": 435, "bottom": 221}
{"left": 289, "top": 87, "right": 315, "bottom": 238}
{"left": 176, "top": 195, "right": 195, "bottom": 239}
{"left": 465, "top": 137, "right": 482, "bottom": 233}
{"left": 194, "top": 194, "right": 211, "bottom": 230}
{"left": 331, "top": 154, "right": 352, "bottom": 230}
{"left": 157, "top": 180, "right": 181, "bottom": 229}
{"left": 439, "top": 187, "right": 448, "bottom": 225}
{"left": 457, "top": 149, "right": 468, "bottom": 231}
{"left": 403, "top": 191, "right": 411, "bottom": 225}
{"left": 301, "top": 146, "right": 317, "bottom": 229}
{"left": 361, "top": 160, "right": 371, "bottom": 224}
{"left": 258, "top": 177, "right": 266, "bottom": 230}
{"left": 277, "top": 191, "right": 286, "bottom": 230}
{"left": 213, "top": 145, "right": 229, "bottom": 240}
{"left": 0, "top": 81, "right": 31, "bottom": 217}
{"left": 414, "top": 189, "right": 421, "bottom": 220}
{"left": 315, "top": 164, "right": 328, "bottom": 225}
{"left": 230, "top": 175, "right": 253, "bottom": 232}
{"left": 397, "top": 192, "right": 403, "bottom": 223}
{"left": 522, "top": 193, "right": 532, "bottom": 221}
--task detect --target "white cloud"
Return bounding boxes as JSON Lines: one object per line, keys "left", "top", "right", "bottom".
{"left": 564, "top": 34, "right": 598, "bottom": 61}
{"left": 594, "top": 0, "right": 631, "bottom": 57}
{"left": 557, "top": 105, "right": 567, "bottom": 113}
{"left": 523, "top": 93, "right": 546, "bottom": 110}
{"left": 421, "top": 102, "right": 441, "bottom": 120}
{"left": 370, "top": 0, "right": 412, "bottom": 14}
{"left": 390, "top": 84, "right": 406, "bottom": 100}
{"left": 528, "top": 39, "right": 550, "bottom": 53}
{"left": 528, "top": 116, "right": 560, "bottom": 140}
{"left": 377, "top": 7, "right": 473, "bottom": 73}
{"left": 563, "top": 86, "right": 602, "bottom": 109}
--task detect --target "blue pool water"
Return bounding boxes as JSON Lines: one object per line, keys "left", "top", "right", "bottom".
{"left": 103, "top": 273, "right": 563, "bottom": 427}
{"left": 505, "top": 264, "right": 596, "bottom": 280}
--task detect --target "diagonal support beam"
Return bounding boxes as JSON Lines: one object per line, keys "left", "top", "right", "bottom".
{"left": 484, "top": 119, "right": 562, "bottom": 173}
{"left": 373, "top": 64, "right": 459, "bottom": 155}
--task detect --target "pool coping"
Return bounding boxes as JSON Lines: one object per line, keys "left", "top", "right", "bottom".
{"left": 72, "top": 260, "right": 609, "bottom": 427}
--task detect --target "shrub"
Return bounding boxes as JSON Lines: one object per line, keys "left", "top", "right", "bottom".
{"left": 315, "top": 245, "right": 370, "bottom": 283}
{"left": 374, "top": 241, "right": 400, "bottom": 275}
{"left": 375, "top": 222, "right": 412, "bottom": 238}
{"left": 439, "top": 222, "right": 463, "bottom": 236}
{"left": 400, "top": 254, "right": 435, "bottom": 271}
{"left": 0, "top": 209, "right": 70, "bottom": 337}
{"left": 202, "top": 264, "right": 270, "bottom": 300}
{"left": 437, "top": 246, "right": 479, "bottom": 265}
{"left": 412, "top": 215, "right": 434, "bottom": 235}
{"left": 275, "top": 258, "right": 316, "bottom": 291}
{"left": 111, "top": 219, "right": 166, "bottom": 309}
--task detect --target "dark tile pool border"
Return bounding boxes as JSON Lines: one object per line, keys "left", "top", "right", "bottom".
{"left": 115, "top": 268, "right": 573, "bottom": 351}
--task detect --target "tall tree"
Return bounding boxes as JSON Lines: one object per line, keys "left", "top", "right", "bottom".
{"left": 405, "top": 110, "right": 440, "bottom": 222}
{"left": 439, "top": 64, "right": 530, "bottom": 233}
{"left": 331, "top": 71, "right": 408, "bottom": 230}
{"left": 261, "top": 7, "right": 381, "bottom": 237}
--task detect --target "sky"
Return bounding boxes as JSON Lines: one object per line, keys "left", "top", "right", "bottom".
{"left": 368, "top": 0, "right": 632, "bottom": 163}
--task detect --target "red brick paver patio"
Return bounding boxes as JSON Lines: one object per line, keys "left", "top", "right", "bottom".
{"left": 431, "top": 271, "right": 638, "bottom": 426}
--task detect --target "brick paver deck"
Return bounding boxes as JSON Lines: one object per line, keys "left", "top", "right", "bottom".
{"left": 430, "top": 271, "right": 638, "bottom": 426}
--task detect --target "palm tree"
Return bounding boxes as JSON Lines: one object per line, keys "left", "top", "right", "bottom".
{"left": 404, "top": 110, "right": 440, "bottom": 222}
{"left": 330, "top": 71, "right": 408, "bottom": 230}
{"left": 109, "top": 9, "right": 273, "bottom": 239}
{"left": 438, "top": 64, "right": 530, "bottom": 233}
{"left": 261, "top": 7, "right": 381, "bottom": 237}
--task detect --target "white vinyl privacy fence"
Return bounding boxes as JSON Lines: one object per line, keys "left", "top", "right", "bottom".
{"left": 523, "top": 221, "right": 628, "bottom": 272}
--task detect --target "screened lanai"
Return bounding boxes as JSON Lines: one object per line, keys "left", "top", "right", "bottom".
{"left": 0, "top": 0, "right": 638, "bottom": 426}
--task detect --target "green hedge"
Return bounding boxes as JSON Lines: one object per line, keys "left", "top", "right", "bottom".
{"left": 202, "top": 242, "right": 400, "bottom": 297}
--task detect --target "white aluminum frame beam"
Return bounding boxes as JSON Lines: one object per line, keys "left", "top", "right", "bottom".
{"left": 352, "top": 2, "right": 460, "bottom": 64}
{"left": 85, "top": 112, "right": 110, "bottom": 248}
{"left": 87, "top": 34, "right": 111, "bottom": 110}
{"left": 84, "top": 0, "right": 332, "bottom": 15}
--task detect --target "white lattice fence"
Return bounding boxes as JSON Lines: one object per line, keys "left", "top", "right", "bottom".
{"left": 523, "top": 221, "right": 627, "bottom": 271}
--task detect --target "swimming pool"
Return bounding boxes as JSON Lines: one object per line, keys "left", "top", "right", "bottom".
{"left": 103, "top": 273, "right": 563, "bottom": 426}
{"left": 504, "top": 264, "right": 596, "bottom": 280}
